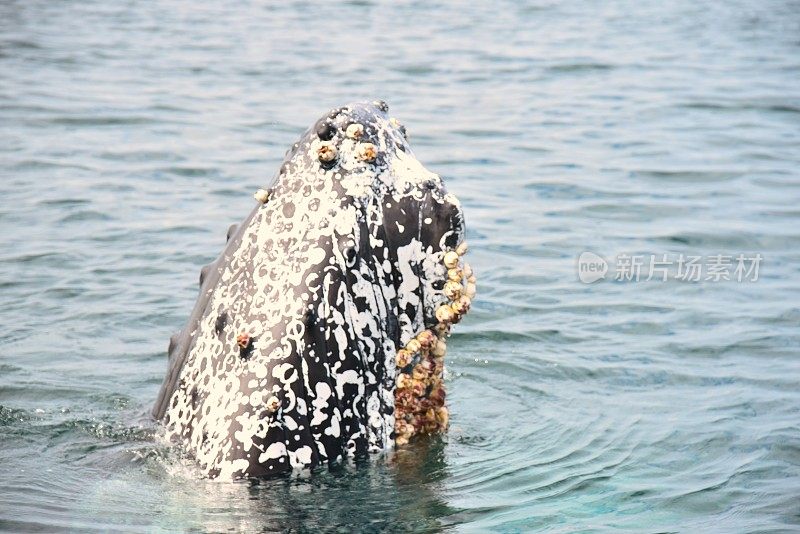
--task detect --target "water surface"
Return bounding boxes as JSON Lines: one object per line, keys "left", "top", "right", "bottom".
{"left": 1, "top": 0, "right": 799, "bottom": 531}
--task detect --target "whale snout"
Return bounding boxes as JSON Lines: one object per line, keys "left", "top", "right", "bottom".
{"left": 154, "top": 101, "right": 472, "bottom": 478}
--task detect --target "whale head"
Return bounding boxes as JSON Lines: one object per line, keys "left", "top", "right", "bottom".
{"left": 153, "top": 100, "right": 473, "bottom": 478}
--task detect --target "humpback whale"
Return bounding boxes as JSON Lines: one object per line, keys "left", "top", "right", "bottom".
{"left": 153, "top": 101, "right": 475, "bottom": 479}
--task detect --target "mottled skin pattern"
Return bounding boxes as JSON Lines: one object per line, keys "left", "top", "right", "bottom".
{"left": 153, "top": 101, "right": 469, "bottom": 479}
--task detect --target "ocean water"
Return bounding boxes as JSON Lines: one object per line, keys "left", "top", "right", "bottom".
{"left": 1, "top": 0, "right": 799, "bottom": 531}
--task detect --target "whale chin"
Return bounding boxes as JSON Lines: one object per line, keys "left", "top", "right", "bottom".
{"left": 153, "top": 101, "right": 474, "bottom": 479}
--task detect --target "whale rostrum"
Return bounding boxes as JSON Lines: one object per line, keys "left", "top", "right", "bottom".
{"left": 153, "top": 101, "right": 475, "bottom": 478}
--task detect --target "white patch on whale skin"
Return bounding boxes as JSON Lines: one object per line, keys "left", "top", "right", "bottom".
{"left": 310, "top": 382, "right": 332, "bottom": 426}
{"left": 272, "top": 362, "right": 298, "bottom": 384}
{"left": 234, "top": 411, "right": 259, "bottom": 452}
{"left": 259, "top": 442, "right": 287, "bottom": 463}
{"left": 324, "top": 409, "right": 341, "bottom": 438}
{"left": 283, "top": 415, "right": 298, "bottom": 431}
{"left": 218, "top": 458, "right": 250, "bottom": 480}
{"left": 289, "top": 445, "right": 313, "bottom": 468}
{"left": 390, "top": 147, "right": 438, "bottom": 192}
{"left": 335, "top": 369, "right": 361, "bottom": 400}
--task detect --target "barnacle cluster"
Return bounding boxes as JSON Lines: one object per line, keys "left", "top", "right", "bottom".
{"left": 394, "top": 242, "right": 476, "bottom": 446}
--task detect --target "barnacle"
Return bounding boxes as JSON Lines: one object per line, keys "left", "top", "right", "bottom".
{"left": 356, "top": 142, "right": 377, "bottom": 162}
{"left": 265, "top": 396, "right": 280, "bottom": 413}
{"left": 443, "top": 251, "right": 460, "bottom": 269}
{"left": 416, "top": 330, "right": 437, "bottom": 351}
{"left": 316, "top": 141, "right": 338, "bottom": 163}
{"left": 465, "top": 281, "right": 477, "bottom": 299}
{"left": 452, "top": 295, "right": 471, "bottom": 316}
{"left": 396, "top": 349, "right": 412, "bottom": 368}
{"left": 345, "top": 123, "right": 364, "bottom": 139}
{"left": 412, "top": 363, "right": 428, "bottom": 382}
{"left": 406, "top": 339, "right": 422, "bottom": 355}
{"left": 396, "top": 373, "right": 411, "bottom": 389}
{"left": 435, "top": 304, "right": 455, "bottom": 324}
{"left": 253, "top": 189, "right": 270, "bottom": 203}
{"left": 432, "top": 338, "right": 446, "bottom": 358}
{"left": 447, "top": 268, "right": 462, "bottom": 282}
{"left": 443, "top": 280, "right": 462, "bottom": 300}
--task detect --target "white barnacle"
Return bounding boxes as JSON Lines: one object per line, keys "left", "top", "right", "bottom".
{"left": 443, "top": 251, "right": 459, "bottom": 269}
{"left": 416, "top": 329, "right": 437, "bottom": 351}
{"left": 443, "top": 280, "right": 462, "bottom": 300}
{"left": 345, "top": 123, "right": 364, "bottom": 139}
{"left": 396, "top": 349, "right": 412, "bottom": 368}
{"left": 447, "top": 267, "right": 462, "bottom": 282}
{"left": 453, "top": 295, "right": 471, "bottom": 316}
{"left": 465, "top": 281, "right": 477, "bottom": 299}
{"left": 432, "top": 338, "right": 447, "bottom": 358}
{"left": 254, "top": 189, "right": 270, "bottom": 203}
{"left": 356, "top": 142, "right": 377, "bottom": 163}
{"left": 316, "top": 141, "right": 338, "bottom": 163}
{"left": 265, "top": 396, "right": 280, "bottom": 413}
{"left": 435, "top": 304, "right": 455, "bottom": 324}
{"left": 396, "top": 373, "right": 411, "bottom": 389}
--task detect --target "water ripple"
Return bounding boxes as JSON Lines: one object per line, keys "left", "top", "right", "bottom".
{"left": 1, "top": 0, "right": 799, "bottom": 531}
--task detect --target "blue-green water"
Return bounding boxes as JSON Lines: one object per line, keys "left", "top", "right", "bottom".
{"left": 2, "top": 0, "right": 799, "bottom": 531}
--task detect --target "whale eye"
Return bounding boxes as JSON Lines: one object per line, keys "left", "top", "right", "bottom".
{"left": 315, "top": 119, "right": 337, "bottom": 141}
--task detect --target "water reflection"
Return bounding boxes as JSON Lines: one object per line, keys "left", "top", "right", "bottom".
{"left": 129, "top": 437, "right": 455, "bottom": 532}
